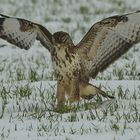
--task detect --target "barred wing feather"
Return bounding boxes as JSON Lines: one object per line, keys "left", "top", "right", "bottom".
{"left": 76, "top": 11, "right": 140, "bottom": 78}
{"left": 0, "top": 14, "right": 53, "bottom": 50}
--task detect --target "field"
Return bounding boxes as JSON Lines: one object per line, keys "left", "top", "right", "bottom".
{"left": 0, "top": 0, "right": 140, "bottom": 139}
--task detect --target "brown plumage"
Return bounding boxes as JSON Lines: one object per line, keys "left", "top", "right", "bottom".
{"left": 0, "top": 11, "right": 140, "bottom": 106}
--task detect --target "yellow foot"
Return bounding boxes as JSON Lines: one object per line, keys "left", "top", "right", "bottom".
{"left": 53, "top": 105, "right": 73, "bottom": 113}
{"left": 54, "top": 102, "right": 80, "bottom": 113}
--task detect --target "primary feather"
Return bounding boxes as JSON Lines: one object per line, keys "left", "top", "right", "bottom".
{"left": 76, "top": 11, "right": 140, "bottom": 78}
{"left": 0, "top": 14, "right": 53, "bottom": 50}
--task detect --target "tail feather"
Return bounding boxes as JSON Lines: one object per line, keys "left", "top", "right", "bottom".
{"left": 0, "top": 14, "right": 10, "bottom": 18}
{"left": 95, "top": 86, "right": 115, "bottom": 99}
{"left": 80, "top": 82, "right": 114, "bottom": 100}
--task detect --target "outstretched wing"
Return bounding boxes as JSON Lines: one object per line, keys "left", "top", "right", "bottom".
{"left": 76, "top": 11, "right": 140, "bottom": 78}
{"left": 0, "top": 14, "right": 53, "bottom": 51}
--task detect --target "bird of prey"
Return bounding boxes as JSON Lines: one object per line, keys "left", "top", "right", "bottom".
{"left": 0, "top": 11, "right": 140, "bottom": 107}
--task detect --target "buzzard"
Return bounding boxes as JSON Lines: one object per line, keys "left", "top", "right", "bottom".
{"left": 0, "top": 11, "right": 140, "bottom": 107}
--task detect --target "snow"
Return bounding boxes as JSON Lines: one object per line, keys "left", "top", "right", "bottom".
{"left": 0, "top": 0, "right": 140, "bottom": 140}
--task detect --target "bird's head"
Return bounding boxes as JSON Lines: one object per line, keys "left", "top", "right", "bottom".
{"left": 52, "top": 31, "right": 74, "bottom": 48}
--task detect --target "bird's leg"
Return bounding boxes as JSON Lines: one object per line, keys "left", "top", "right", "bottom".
{"left": 56, "top": 78, "right": 80, "bottom": 113}
{"left": 56, "top": 81, "right": 65, "bottom": 107}
{"left": 55, "top": 81, "right": 72, "bottom": 113}
{"left": 69, "top": 73, "right": 80, "bottom": 105}
{"left": 80, "top": 82, "right": 114, "bottom": 100}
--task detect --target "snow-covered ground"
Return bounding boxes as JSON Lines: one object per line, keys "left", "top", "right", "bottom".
{"left": 0, "top": 0, "right": 140, "bottom": 139}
